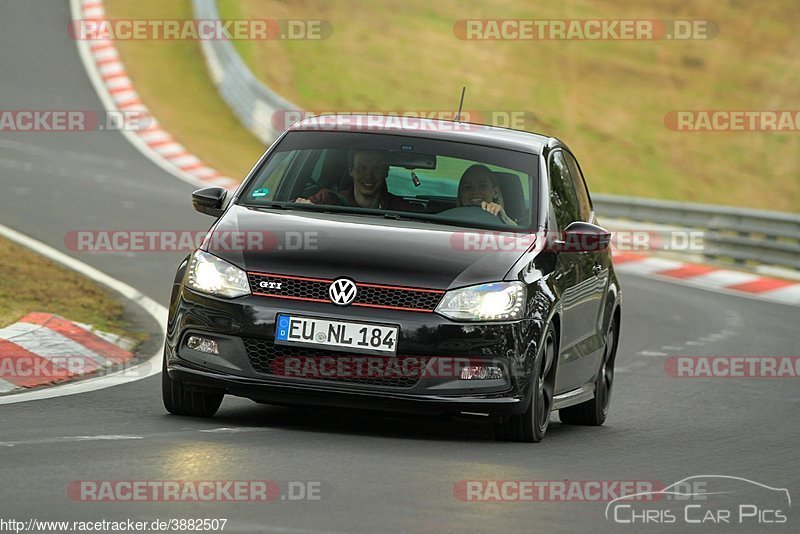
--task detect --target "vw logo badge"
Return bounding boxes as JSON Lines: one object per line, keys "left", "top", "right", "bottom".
{"left": 329, "top": 278, "right": 357, "bottom": 306}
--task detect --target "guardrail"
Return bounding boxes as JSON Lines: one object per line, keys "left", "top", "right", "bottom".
{"left": 192, "top": 0, "right": 298, "bottom": 145}
{"left": 594, "top": 194, "right": 800, "bottom": 271}
{"left": 192, "top": 0, "right": 799, "bottom": 272}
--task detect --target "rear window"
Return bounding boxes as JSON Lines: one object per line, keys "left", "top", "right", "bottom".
{"left": 239, "top": 131, "right": 539, "bottom": 231}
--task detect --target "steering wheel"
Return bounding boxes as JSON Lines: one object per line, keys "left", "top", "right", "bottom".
{"left": 436, "top": 205, "right": 506, "bottom": 224}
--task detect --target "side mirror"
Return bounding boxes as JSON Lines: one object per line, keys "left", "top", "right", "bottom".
{"left": 192, "top": 187, "right": 228, "bottom": 217}
{"left": 556, "top": 221, "right": 612, "bottom": 252}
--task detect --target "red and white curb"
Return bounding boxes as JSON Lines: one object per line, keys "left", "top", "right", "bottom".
{"left": 0, "top": 224, "right": 166, "bottom": 405}
{"left": 612, "top": 250, "right": 800, "bottom": 306}
{"left": 74, "top": 0, "right": 238, "bottom": 191}
{"left": 0, "top": 313, "right": 135, "bottom": 394}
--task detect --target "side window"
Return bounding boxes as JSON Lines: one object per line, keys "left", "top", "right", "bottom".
{"left": 246, "top": 150, "right": 295, "bottom": 201}
{"left": 309, "top": 149, "right": 327, "bottom": 183}
{"left": 548, "top": 151, "right": 581, "bottom": 230}
{"left": 563, "top": 152, "right": 591, "bottom": 221}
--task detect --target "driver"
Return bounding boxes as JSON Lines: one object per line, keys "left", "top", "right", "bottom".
{"left": 295, "top": 150, "right": 417, "bottom": 211}
{"left": 456, "top": 164, "right": 517, "bottom": 226}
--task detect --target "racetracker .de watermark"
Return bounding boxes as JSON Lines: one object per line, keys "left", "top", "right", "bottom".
{"left": 275, "top": 110, "right": 536, "bottom": 131}
{"left": 454, "top": 480, "right": 666, "bottom": 502}
{"left": 0, "top": 356, "right": 103, "bottom": 379}
{"left": 68, "top": 480, "right": 325, "bottom": 502}
{"left": 69, "top": 19, "right": 332, "bottom": 40}
{"left": 665, "top": 110, "right": 800, "bottom": 131}
{"left": 665, "top": 356, "right": 800, "bottom": 378}
{"left": 270, "top": 355, "right": 500, "bottom": 380}
{"left": 64, "top": 230, "right": 321, "bottom": 253}
{"left": 450, "top": 230, "right": 704, "bottom": 253}
{"left": 0, "top": 110, "right": 153, "bottom": 132}
{"left": 453, "top": 19, "right": 718, "bottom": 40}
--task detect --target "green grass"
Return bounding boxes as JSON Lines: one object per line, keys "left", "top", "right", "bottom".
{"left": 104, "top": 0, "right": 266, "bottom": 181}
{"left": 0, "top": 237, "right": 144, "bottom": 343}
{"left": 104, "top": 0, "right": 799, "bottom": 211}
{"left": 218, "top": 0, "right": 800, "bottom": 212}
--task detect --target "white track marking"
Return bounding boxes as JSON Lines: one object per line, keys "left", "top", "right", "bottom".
{"left": 0, "top": 223, "right": 167, "bottom": 405}
{"left": 614, "top": 257, "right": 683, "bottom": 275}
{"left": 0, "top": 378, "right": 17, "bottom": 393}
{"left": 624, "top": 270, "right": 800, "bottom": 308}
{"left": 0, "top": 323, "right": 109, "bottom": 369}
{"left": 0, "top": 435, "right": 143, "bottom": 447}
{"left": 68, "top": 0, "right": 221, "bottom": 190}
{"left": 686, "top": 270, "right": 762, "bottom": 288}
{"left": 758, "top": 284, "right": 800, "bottom": 304}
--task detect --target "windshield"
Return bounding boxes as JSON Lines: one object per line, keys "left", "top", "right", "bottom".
{"left": 239, "top": 131, "right": 539, "bottom": 231}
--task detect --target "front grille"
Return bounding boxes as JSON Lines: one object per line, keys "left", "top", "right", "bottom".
{"left": 247, "top": 272, "right": 444, "bottom": 312}
{"left": 243, "top": 337, "right": 425, "bottom": 389}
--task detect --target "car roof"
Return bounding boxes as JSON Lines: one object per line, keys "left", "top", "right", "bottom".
{"left": 288, "top": 114, "right": 556, "bottom": 155}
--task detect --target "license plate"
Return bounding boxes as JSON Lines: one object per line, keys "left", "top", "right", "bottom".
{"left": 274, "top": 314, "right": 399, "bottom": 355}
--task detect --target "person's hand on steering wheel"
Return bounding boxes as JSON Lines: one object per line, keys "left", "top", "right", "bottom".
{"left": 480, "top": 201, "right": 517, "bottom": 226}
{"left": 480, "top": 201, "right": 504, "bottom": 217}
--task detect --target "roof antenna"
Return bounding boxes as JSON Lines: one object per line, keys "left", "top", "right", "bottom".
{"left": 454, "top": 86, "right": 466, "bottom": 122}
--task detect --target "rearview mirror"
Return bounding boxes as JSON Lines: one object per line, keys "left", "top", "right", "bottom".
{"left": 555, "top": 221, "right": 612, "bottom": 252}
{"left": 192, "top": 187, "right": 228, "bottom": 217}
{"left": 387, "top": 151, "right": 437, "bottom": 170}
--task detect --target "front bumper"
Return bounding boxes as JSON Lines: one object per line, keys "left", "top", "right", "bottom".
{"left": 166, "top": 285, "right": 542, "bottom": 418}
{"left": 169, "top": 362, "right": 526, "bottom": 419}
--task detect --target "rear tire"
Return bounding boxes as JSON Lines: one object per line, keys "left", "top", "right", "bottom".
{"left": 493, "top": 323, "right": 557, "bottom": 443}
{"left": 162, "top": 353, "right": 223, "bottom": 417}
{"left": 559, "top": 315, "right": 618, "bottom": 426}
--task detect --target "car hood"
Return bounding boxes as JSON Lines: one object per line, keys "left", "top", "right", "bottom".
{"left": 205, "top": 205, "right": 533, "bottom": 290}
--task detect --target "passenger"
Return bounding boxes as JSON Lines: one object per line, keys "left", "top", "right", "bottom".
{"left": 456, "top": 164, "right": 517, "bottom": 225}
{"left": 295, "top": 150, "right": 417, "bottom": 211}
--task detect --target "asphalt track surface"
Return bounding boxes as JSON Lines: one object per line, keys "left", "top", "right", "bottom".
{"left": 0, "top": 2, "right": 798, "bottom": 532}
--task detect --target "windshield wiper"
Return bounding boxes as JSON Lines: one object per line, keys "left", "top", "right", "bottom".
{"left": 244, "top": 201, "right": 294, "bottom": 211}
{"left": 247, "top": 202, "right": 354, "bottom": 213}
{"left": 245, "top": 203, "right": 526, "bottom": 232}
{"left": 385, "top": 211, "right": 530, "bottom": 232}
{"left": 383, "top": 212, "right": 412, "bottom": 221}
{"left": 381, "top": 211, "right": 440, "bottom": 224}
{"left": 247, "top": 202, "right": 373, "bottom": 216}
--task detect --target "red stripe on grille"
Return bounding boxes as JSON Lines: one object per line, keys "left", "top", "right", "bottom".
{"left": 352, "top": 302, "right": 435, "bottom": 313}
{"left": 251, "top": 292, "right": 331, "bottom": 304}
{"left": 248, "top": 272, "right": 443, "bottom": 311}
{"left": 248, "top": 271, "right": 335, "bottom": 284}
{"left": 251, "top": 293, "right": 437, "bottom": 312}
{"left": 247, "top": 271, "right": 443, "bottom": 294}
{"left": 356, "top": 281, "right": 444, "bottom": 294}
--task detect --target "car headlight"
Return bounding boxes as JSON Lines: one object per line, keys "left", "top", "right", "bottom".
{"left": 185, "top": 250, "right": 250, "bottom": 298}
{"left": 435, "top": 281, "right": 526, "bottom": 321}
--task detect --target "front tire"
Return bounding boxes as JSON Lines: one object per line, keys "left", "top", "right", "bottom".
{"left": 162, "top": 353, "right": 223, "bottom": 417}
{"left": 559, "top": 315, "right": 618, "bottom": 426}
{"left": 493, "top": 324, "right": 556, "bottom": 442}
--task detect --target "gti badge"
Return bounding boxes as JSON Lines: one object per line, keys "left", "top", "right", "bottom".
{"left": 259, "top": 281, "right": 283, "bottom": 290}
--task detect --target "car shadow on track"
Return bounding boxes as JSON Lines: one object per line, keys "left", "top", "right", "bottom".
{"left": 189, "top": 401, "right": 592, "bottom": 443}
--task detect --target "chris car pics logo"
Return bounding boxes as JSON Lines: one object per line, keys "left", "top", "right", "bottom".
{"left": 605, "top": 475, "right": 790, "bottom": 525}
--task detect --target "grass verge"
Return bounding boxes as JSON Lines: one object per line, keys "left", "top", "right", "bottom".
{"left": 0, "top": 236, "right": 145, "bottom": 343}
{"left": 103, "top": 0, "right": 266, "bottom": 181}
{"left": 105, "top": 0, "right": 799, "bottom": 211}
{"left": 221, "top": 0, "right": 800, "bottom": 212}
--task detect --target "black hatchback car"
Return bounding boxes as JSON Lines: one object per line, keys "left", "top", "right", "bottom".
{"left": 163, "top": 115, "right": 621, "bottom": 442}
